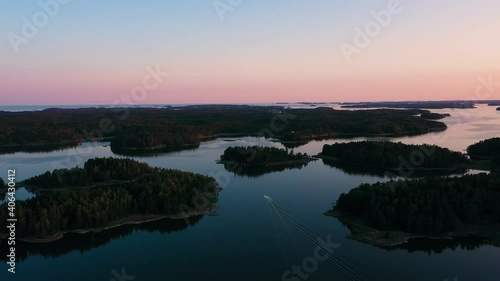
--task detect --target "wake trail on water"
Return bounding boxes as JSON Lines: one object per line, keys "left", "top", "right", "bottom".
{"left": 264, "top": 195, "right": 362, "bottom": 281}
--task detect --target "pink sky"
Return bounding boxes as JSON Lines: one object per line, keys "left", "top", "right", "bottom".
{"left": 1, "top": 1, "right": 499, "bottom": 105}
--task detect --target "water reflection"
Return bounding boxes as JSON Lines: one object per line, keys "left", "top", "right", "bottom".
{"left": 386, "top": 236, "right": 490, "bottom": 255}
{"left": 0, "top": 105, "right": 499, "bottom": 281}
{"left": 321, "top": 158, "right": 469, "bottom": 178}
{"left": 0, "top": 215, "right": 203, "bottom": 263}
{"left": 110, "top": 144, "right": 200, "bottom": 157}
{"left": 219, "top": 160, "right": 313, "bottom": 178}
{"left": 0, "top": 143, "right": 79, "bottom": 156}
{"left": 0, "top": 187, "right": 36, "bottom": 204}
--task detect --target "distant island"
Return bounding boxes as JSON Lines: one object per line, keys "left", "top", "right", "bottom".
{"left": 0, "top": 106, "right": 447, "bottom": 154}
{"left": 326, "top": 173, "right": 500, "bottom": 247}
{"left": 0, "top": 158, "right": 221, "bottom": 242}
{"left": 318, "top": 141, "right": 470, "bottom": 176}
{"left": 218, "top": 146, "right": 315, "bottom": 177}
{"left": 497, "top": 107, "right": 500, "bottom": 111}
{"left": 341, "top": 101, "right": 475, "bottom": 109}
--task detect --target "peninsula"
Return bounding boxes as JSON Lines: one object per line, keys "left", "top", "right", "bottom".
{"left": 0, "top": 106, "right": 447, "bottom": 154}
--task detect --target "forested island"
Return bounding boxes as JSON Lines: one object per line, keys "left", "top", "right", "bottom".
{"left": 420, "top": 112, "right": 450, "bottom": 120}
{"left": 327, "top": 173, "right": 500, "bottom": 247}
{"left": 467, "top": 138, "right": 500, "bottom": 171}
{"left": 218, "top": 146, "right": 315, "bottom": 177}
{"left": 319, "top": 141, "right": 470, "bottom": 176}
{"left": 0, "top": 158, "right": 221, "bottom": 242}
{"left": 0, "top": 106, "right": 447, "bottom": 154}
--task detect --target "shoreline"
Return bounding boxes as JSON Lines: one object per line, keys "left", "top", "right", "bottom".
{"left": 218, "top": 158, "right": 316, "bottom": 167}
{"left": 0, "top": 126, "right": 448, "bottom": 156}
{"left": 0, "top": 209, "right": 208, "bottom": 244}
{"left": 328, "top": 211, "right": 500, "bottom": 247}
{"left": 316, "top": 154, "right": 480, "bottom": 172}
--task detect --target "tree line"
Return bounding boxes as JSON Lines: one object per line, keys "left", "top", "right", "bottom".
{"left": 25, "top": 157, "right": 154, "bottom": 188}
{"left": 321, "top": 141, "right": 469, "bottom": 169}
{"left": 0, "top": 106, "right": 447, "bottom": 154}
{"left": 330, "top": 173, "right": 500, "bottom": 235}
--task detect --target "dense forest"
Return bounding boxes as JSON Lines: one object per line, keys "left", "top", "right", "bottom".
{"left": 0, "top": 106, "right": 446, "bottom": 154}
{"left": 0, "top": 158, "right": 219, "bottom": 239}
{"left": 320, "top": 158, "right": 464, "bottom": 178}
{"left": 0, "top": 177, "right": 4, "bottom": 188}
{"left": 329, "top": 173, "right": 500, "bottom": 235}
{"left": 467, "top": 138, "right": 500, "bottom": 171}
{"left": 321, "top": 141, "right": 469, "bottom": 170}
{"left": 219, "top": 146, "right": 313, "bottom": 177}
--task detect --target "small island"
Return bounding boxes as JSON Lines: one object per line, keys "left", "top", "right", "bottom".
{"left": 326, "top": 173, "right": 500, "bottom": 247}
{"left": 218, "top": 146, "right": 315, "bottom": 177}
{"left": 420, "top": 112, "right": 451, "bottom": 120}
{"left": 467, "top": 137, "right": 500, "bottom": 171}
{"left": 318, "top": 141, "right": 470, "bottom": 176}
{"left": 0, "top": 158, "right": 221, "bottom": 243}
{"left": 497, "top": 107, "right": 500, "bottom": 111}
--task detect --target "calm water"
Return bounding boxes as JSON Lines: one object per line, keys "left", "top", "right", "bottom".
{"left": 1, "top": 105, "right": 499, "bottom": 281}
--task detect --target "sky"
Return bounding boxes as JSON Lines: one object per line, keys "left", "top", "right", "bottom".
{"left": 1, "top": 0, "right": 499, "bottom": 105}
